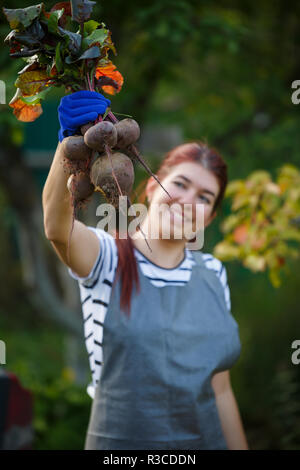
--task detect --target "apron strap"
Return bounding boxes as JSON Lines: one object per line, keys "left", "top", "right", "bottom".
{"left": 190, "top": 250, "right": 205, "bottom": 267}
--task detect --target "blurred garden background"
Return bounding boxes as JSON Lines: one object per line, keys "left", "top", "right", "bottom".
{"left": 0, "top": 0, "right": 300, "bottom": 450}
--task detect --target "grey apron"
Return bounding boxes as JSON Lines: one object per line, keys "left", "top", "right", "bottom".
{"left": 84, "top": 250, "right": 241, "bottom": 450}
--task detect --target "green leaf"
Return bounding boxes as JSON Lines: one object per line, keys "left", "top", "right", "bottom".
{"left": 102, "top": 107, "right": 111, "bottom": 120}
{"left": 48, "top": 9, "right": 64, "bottom": 34}
{"left": 55, "top": 42, "right": 63, "bottom": 73}
{"left": 83, "top": 20, "right": 100, "bottom": 36}
{"left": 82, "top": 28, "right": 108, "bottom": 49}
{"left": 70, "top": 0, "right": 96, "bottom": 23}
{"left": 60, "top": 63, "right": 80, "bottom": 80}
{"left": 15, "top": 69, "right": 50, "bottom": 95}
{"left": 20, "top": 86, "right": 53, "bottom": 104}
{"left": 280, "top": 230, "right": 300, "bottom": 242}
{"left": 3, "top": 4, "right": 44, "bottom": 30}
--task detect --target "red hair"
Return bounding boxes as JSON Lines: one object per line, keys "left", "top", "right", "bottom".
{"left": 112, "top": 140, "right": 228, "bottom": 317}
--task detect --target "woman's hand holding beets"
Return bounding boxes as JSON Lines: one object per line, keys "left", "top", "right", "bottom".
{"left": 57, "top": 90, "right": 111, "bottom": 142}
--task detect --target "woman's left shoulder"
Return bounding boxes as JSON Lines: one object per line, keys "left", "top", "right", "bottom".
{"left": 200, "top": 252, "right": 231, "bottom": 311}
{"left": 201, "top": 252, "right": 226, "bottom": 279}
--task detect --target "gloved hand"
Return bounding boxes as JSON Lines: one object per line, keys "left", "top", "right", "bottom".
{"left": 58, "top": 90, "right": 111, "bottom": 142}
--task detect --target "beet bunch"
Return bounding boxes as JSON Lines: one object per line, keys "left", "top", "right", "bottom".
{"left": 62, "top": 116, "right": 140, "bottom": 209}
{"left": 62, "top": 115, "right": 171, "bottom": 210}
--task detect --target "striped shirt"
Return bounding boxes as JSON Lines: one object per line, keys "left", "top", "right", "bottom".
{"left": 68, "top": 226, "right": 232, "bottom": 398}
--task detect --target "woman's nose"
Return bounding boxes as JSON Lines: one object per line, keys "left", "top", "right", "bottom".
{"left": 175, "top": 191, "right": 197, "bottom": 220}
{"left": 178, "top": 189, "right": 197, "bottom": 205}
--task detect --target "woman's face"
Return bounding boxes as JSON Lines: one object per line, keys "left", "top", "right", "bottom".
{"left": 145, "top": 161, "right": 220, "bottom": 241}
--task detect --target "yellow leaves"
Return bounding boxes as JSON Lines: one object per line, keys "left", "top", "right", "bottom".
{"left": 245, "top": 170, "right": 271, "bottom": 189}
{"left": 280, "top": 229, "right": 300, "bottom": 242}
{"left": 278, "top": 181, "right": 288, "bottom": 194}
{"left": 277, "top": 164, "right": 300, "bottom": 195}
{"left": 9, "top": 88, "right": 42, "bottom": 122}
{"left": 225, "top": 180, "right": 245, "bottom": 197}
{"left": 265, "top": 182, "right": 281, "bottom": 195}
{"left": 15, "top": 69, "right": 51, "bottom": 96}
{"left": 213, "top": 241, "right": 241, "bottom": 261}
{"left": 243, "top": 254, "right": 266, "bottom": 272}
{"left": 221, "top": 213, "right": 241, "bottom": 233}
{"left": 250, "top": 232, "right": 268, "bottom": 251}
{"left": 217, "top": 164, "right": 300, "bottom": 288}
{"left": 9, "top": 68, "right": 52, "bottom": 122}
{"left": 288, "top": 188, "right": 300, "bottom": 202}
{"left": 231, "top": 192, "right": 250, "bottom": 210}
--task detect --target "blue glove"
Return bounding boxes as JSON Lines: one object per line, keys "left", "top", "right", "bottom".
{"left": 58, "top": 90, "right": 111, "bottom": 142}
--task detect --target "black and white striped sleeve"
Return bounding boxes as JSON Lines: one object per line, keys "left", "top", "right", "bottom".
{"left": 67, "top": 226, "right": 117, "bottom": 288}
{"left": 202, "top": 254, "right": 232, "bottom": 313}
{"left": 218, "top": 262, "right": 231, "bottom": 313}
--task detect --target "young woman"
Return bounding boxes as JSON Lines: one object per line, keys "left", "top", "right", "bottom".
{"left": 42, "top": 91, "right": 249, "bottom": 450}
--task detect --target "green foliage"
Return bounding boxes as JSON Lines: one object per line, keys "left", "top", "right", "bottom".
{"left": 32, "top": 373, "right": 91, "bottom": 450}
{"left": 2, "top": 0, "right": 121, "bottom": 121}
{"left": 1, "top": 324, "right": 91, "bottom": 450}
{"left": 270, "top": 367, "right": 300, "bottom": 450}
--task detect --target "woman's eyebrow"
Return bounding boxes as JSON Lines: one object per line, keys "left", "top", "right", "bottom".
{"left": 176, "top": 175, "right": 216, "bottom": 197}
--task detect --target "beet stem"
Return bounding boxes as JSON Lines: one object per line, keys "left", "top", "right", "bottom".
{"left": 106, "top": 111, "right": 168, "bottom": 200}
{"left": 126, "top": 196, "right": 152, "bottom": 253}
{"left": 107, "top": 111, "right": 119, "bottom": 124}
{"left": 87, "top": 71, "right": 93, "bottom": 92}
{"left": 67, "top": 177, "right": 76, "bottom": 264}
{"left": 130, "top": 144, "right": 172, "bottom": 200}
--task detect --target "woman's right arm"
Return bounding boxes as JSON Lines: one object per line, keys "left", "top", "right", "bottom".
{"left": 42, "top": 141, "right": 100, "bottom": 278}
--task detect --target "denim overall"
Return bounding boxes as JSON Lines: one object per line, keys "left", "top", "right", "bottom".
{"left": 84, "top": 250, "right": 241, "bottom": 450}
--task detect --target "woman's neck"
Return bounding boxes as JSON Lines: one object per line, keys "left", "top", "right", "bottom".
{"left": 131, "top": 235, "right": 186, "bottom": 269}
